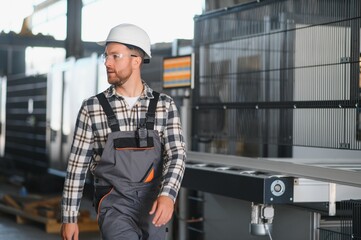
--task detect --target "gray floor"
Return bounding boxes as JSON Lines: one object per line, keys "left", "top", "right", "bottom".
{"left": 0, "top": 214, "right": 101, "bottom": 240}
{"left": 0, "top": 176, "right": 101, "bottom": 240}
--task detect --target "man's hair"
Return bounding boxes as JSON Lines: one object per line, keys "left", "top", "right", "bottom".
{"left": 124, "top": 44, "right": 145, "bottom": 59}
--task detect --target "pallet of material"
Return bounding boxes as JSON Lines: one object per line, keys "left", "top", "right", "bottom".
{"left": 0, "top": 194, "right": 99, "bottom": 233}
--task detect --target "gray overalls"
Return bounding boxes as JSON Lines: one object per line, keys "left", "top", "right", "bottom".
{"left": 93, "top": 92, "right": 167, "bottom": 240}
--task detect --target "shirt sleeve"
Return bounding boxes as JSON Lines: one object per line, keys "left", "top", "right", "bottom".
{"left": 61, "top": 100, "right": 94, "bottom": 223}
{"left": 159, "top": 98, "right": 187, "bottom": 202}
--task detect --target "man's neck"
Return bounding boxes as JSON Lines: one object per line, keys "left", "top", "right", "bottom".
{"left": 116, "top": 79, "right": 143, "bottom": 97}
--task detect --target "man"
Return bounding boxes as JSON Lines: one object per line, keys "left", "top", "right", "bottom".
{"left": 61, "top": 23, "right": 186, "bottom": 240}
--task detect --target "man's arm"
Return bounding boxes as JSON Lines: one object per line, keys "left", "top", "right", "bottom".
{"left": 151, "top": 97, "right": 186, "bottom": 226}
{"left": 61, "top": 101, "right": 94, "bottom": 223}
{"left": 159, "top": 98, "right": 187, "bottom": 202}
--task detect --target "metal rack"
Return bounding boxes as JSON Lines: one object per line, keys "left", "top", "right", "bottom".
{"left": 319, "top": 200, "right": 361, "bottom": 240}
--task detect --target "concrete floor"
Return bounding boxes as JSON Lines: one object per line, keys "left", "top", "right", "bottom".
{"left": 0, "top": 214, "right": 101, "bottom": 240}
{"left": 0, "top": 175, "right": 101, "bottom": 240}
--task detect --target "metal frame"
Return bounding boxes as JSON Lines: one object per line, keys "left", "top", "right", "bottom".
{"left": 187, "top": 151, "right": 361, "bottom": 188}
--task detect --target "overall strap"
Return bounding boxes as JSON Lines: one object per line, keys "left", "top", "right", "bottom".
{"left": 146, "top": 91, "right": 160, "bottom": 130}
{"left": 96, "top": 93, "right": 120, "bottom": 132}
{"left": 96, "top": 91, "right": 160, "bottom": 132}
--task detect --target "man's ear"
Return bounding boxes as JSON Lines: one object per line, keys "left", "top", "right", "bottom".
{"left": 133, "top": 56, "right": 142, "bottom": 67}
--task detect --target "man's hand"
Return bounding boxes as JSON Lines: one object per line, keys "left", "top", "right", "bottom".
{"left": 61, "top": 223, "right": 79, "bottom": 240}
{"left": 149, "top": 195, "right": 174, "bottom": 227}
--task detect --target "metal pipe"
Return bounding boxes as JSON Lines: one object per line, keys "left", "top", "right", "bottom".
{"left": 328, "top": 183, "right": 336, "bottom": 216}
{"left": 178, "top": 88, "right": 192, "bottom": 240}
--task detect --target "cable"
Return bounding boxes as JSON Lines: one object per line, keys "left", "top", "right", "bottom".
{"left": 264, "top": 223, "right": 273, "bottom": 240}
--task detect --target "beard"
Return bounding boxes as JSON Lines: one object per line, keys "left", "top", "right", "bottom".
{"left": 107, "top": 68, "right": 132, "bottom": 87}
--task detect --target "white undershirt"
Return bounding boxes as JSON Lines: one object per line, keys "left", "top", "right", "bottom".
{"left": 122, "top": 95, "right": 139, "bottom": 109}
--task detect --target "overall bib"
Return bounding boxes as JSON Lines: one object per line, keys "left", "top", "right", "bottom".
{"left": 93, "top": 92, "right": 167, "bottom": 240}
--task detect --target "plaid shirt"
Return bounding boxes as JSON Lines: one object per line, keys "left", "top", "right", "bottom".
{"left": 61, "top": 82, "right": 186, "bottom": 223}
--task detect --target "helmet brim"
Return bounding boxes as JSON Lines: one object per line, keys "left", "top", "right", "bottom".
{"left": 97, "top": 41, "right": 106, "bottom": 46}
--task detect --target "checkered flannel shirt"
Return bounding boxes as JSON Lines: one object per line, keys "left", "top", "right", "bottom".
{"left": 61, "top": 82, "right": 186, "bottom": 223}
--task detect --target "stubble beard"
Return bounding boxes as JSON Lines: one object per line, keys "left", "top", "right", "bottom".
{"left": 107, "top": 70, "right": 131, "bottom": 87}
{"left": 110, "top": 78, "right": 128, "bottom": 87}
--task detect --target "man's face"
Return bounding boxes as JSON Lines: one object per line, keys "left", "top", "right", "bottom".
{"left": 103, "top": 43, "right": 135, "bottom": 87}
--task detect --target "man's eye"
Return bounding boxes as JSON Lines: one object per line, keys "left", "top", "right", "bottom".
{"left": 113, "top": 54, "right": 122, "bottom": 59}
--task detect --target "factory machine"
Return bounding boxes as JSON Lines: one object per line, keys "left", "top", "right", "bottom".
{"left": 178, "top": 0, "right": 361, "bottom": 239}
{"left": 180, "top": 152, "right": 361, "bottom": 240}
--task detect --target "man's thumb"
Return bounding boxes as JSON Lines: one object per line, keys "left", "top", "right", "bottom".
{"left": 149, "top": 200, "right": 158, "bottom": 214}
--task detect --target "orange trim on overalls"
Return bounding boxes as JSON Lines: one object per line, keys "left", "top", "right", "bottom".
{"left": 97, "top": 187, "right": 114, "bottom": 221}
{"left": 115, "top": 147, "right": 155, "bottom": 150}
{"left": 143, "top": 168, "right": 155, "bottom": 183}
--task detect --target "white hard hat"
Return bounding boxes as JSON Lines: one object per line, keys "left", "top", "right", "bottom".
{"left": 98, "top": 23, "right": 151, "bottom": 63}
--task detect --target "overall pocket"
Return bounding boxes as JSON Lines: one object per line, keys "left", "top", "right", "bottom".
{"left": 114, "top": 147, "right": 158, "bottom": 182}
{"left": 94, "top": 186, "right": 113, "bottom": 213}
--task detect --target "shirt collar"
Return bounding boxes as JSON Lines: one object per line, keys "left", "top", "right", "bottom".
{"left": 104, "top": 81, "right": 155, "bottom": 99}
